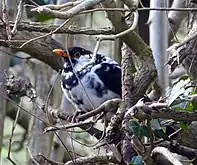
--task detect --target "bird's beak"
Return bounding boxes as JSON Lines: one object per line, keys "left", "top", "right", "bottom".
{"left": 53, "top": 49, "right": 68, "bottom": 57}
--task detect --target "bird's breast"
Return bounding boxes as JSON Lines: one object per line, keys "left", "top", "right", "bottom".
{"left": 61, "top": 71, "right": 120, "bottom": 112}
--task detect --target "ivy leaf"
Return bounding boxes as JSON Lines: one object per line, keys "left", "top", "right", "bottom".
{"left": 129, "top": 120, "right": 141, "bottom": 136}
{"left": 167, "top": 78, "right": 190, "bottom": 106}
{"left": 179, "top": 122, "right": 188, "bottom": 132}
{"left": 154, "top": 129, "right": 169, "bottom": 140}
{"left": 130, "top": 156, "right": 144, "bottom": 165}
{"left": 175, "top": 106, "right": 184, "bottom": 111}
{"left": 34, "top": 13, "right": 54, "bottom": 22}
{"left": 139, "top": 125, "right": 151, "bottom": 138}
{"left": 185, "top": 101, "right": 194, "bottom": 112}
{"left": 179, "top": 75, "right": 189, "bottom": 81}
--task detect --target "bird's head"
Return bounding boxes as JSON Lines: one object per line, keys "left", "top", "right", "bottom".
{"left": 53, "top": 47, "right": 92, "bottom": 71}
{"left": 53, "top": 47, "right": 92, "bottom": 60}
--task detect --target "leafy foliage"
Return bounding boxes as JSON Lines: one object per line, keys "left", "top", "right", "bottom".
{"left": 129, "top": 120, "right": 151, "bottom": 138}
{"left": 167, "top": 76, "right": 191, "bottom": 107}
{"left": 130, "top": 156, "right": 144, "bottom": 165}
{"left": 25, "top": 0, "right": 55, "bottom": 22}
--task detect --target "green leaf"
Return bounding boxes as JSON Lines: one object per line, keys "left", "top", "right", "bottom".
{"left": 175, "top": 106, "right": 184, "bottom": 111}
{"left": 154, "top": 129, "right": 169, "bottom": 140}
{"left": 167, "top": 78, "right": 190, "bottom": 106}
{"left": 179, "top": 122, "right": 188, "bottom": 132}
{"left": 140, "top": 125, "right": 151, "bottom": 138}
{"left": 130, "top": 156, "right": 143, "bottom": 165}
{"left": 34, "top": 13, "right": 54, "bottom": 22}
{"left": 129, "top": 120, "right": 151, "bottom": 138}
{"left": 179, "top": 75, "right": 189, "bottom": 81}
{"left": 185, "top": 101, "right": 194, "bottom": 112}
{"left": 129, "top": 120, "right": 141, "bottom": 136}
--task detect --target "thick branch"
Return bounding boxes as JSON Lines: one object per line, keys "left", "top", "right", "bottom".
{"left": 125, "top": 102, "right": 197, "bottom": 123}
{"left": 167, "top": 1, "right": 197, "bottom": 78}
{"left": 101, "top": 1, "right": 152, "bottom": 58}
{"left": 0, "top": 28, "right": 63, "bottom": 71}
{"left": 0, "top": 21, "right": 114, "bottom": 35}
{"left": 151, "top": 147, "right": 183, "bottom": 165}
{"left": 5, "top": 75, "right": 103, "bottom": 140}
{"left": 101, "top": 0, "right": 156, "bottom": 103}
{"left": 32, "top": 0, "right": 105, "bottom": 20}
{"left": 168, "top": 0, "right": 187, "bottom": 41}
{"left": 40, "top": 152, "right": 118, "bottom": 165}
{"left": 161, "top": 141, "right": 197, "bottom": 164}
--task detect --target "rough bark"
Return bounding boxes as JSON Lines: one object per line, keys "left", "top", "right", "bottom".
{"left": 0, "top": 21, "right": 114, "bottom": 35}
{"left": 168, "top": 1, "right": 197, "bottom": 79}
{"left": 0, "top": 29, "right": 64, "bottom": 71}
{"left": 102, "top": 0, "right": 157, "bottom": 103}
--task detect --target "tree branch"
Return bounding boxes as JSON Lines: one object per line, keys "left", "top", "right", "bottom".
{"left": 0, "top": 28, "right": 63, "bottom": 71}
{"left": 0, "top": 21, "right": 114, "bottom": 35}
{"left": 5, "top": 74, "right": 103, "bottom": 140}
{"left": 125, "top": 101, "right": 197, "bottom": 123}
{"left": 160, "top": 141, "right": 197, "bottom": 164}
{"left": 40, "top": 152, "right": 118, "bottom": 165}
{"left": 151, "top": 147, "right": 183, "bottom": 165}
{"left": 168, "top": 0, "right": 187, "bottom": 41}
{"left": 32, "top": 0, "right": 105, "bottom": 20}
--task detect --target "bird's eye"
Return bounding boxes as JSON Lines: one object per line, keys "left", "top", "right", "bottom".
{"left": 74, "top": 52, "right": 80, "bottom": 58}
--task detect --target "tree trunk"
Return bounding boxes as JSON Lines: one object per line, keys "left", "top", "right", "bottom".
{"left": 149, "top": 0, "right": 169, "bottom": 93}
{"left": 0, "top": 47, "right": 10, "bottom": 160}
{"left": 27, "top": 60, "right": 53, "bottom": 165}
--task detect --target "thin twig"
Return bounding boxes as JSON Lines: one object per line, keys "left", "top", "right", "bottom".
{"left": 0, "top": 91, "right": 46, "bottom": 123}
{"left": 139, "top": 7, "right": 197, "bottom": 11}
{"left": 38, "top": 154, "right": 60, "bottom": 165}
{"left": 44, "top": 71, "right": 61, "bottom": 124}
{"left": 2, "top": 0, "right": 11, "bottom": 40}
{"left": 11, "top": 0, "right": 25, "bottom": 37}
{"left": 81, "top": 7, "right": 197, "bottom": 14}
{"left": 93, "top": 39, "right": 101, "bottom": 58}
{"left": 147, "top": 119, "right": 154, "bottom": 150}
{"left": 29, "top": 0, "right": 39, "bottom": 7}
{"left": 39, "top": 0, "right": 83, "bottom": 10}
{"left": 54, "top": 132, "right": 76, "bottom": 165}
{"left": 43, "top": 120, "right": 94, "bottom": 133}
{"left": 167, "top": 32, "right": 197, "bottom": 52}
{"left": 18, "top": 18, "right": 71, "bottom": 48}
{"left": 152, "top": 128, "right": 182, "bottom": 145}
{"left": 65, "top": 38, "right": 95, "bottom": 110}
{"left": 26, "top": 146, "right": 40, "bottom": 165}
{"left": 7, "top": 101, "right": 22, "bottom": 165}
{"left": 78, "top": 39, "right": 102, "bottom": 72}
{"left": 31, "top": 0, "right": 105, "bottom": 20}
{"left": 97, "top": 10, "right": 139, "bottom": 40}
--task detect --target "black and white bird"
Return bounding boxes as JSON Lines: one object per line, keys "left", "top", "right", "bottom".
{"left": 53, "top": 47, "right": 121, "bottom": 118}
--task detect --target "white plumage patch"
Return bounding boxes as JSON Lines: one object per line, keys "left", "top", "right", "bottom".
{"left": 61, "top": 51, "right": 121, "bottom": 112}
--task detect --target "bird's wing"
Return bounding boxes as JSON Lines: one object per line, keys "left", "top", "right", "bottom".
{"left": 94, "top": 63, "right": 122, "bottom": 96}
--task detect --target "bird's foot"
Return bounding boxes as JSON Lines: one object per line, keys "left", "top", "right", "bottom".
{"left": 68, "top": 110, "right": 84, "bottom": 123}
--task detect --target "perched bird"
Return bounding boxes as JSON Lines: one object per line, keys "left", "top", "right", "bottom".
{"left": 53, "top": 47, "right": 121, "bottom": 119}
{"left": 53, "top": 47, "right": 174, "bottom": 138}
